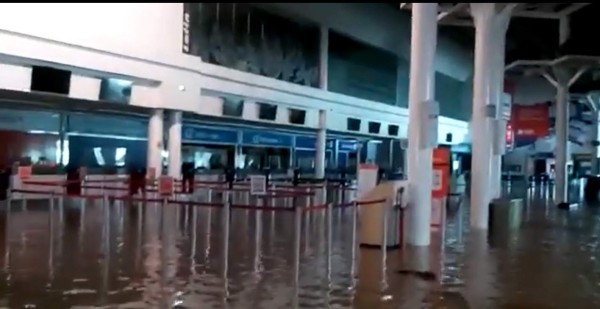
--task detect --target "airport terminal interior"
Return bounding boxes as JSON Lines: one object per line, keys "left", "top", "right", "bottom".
{"left": 2, "top": 2, "right": 600, "bottom": 308}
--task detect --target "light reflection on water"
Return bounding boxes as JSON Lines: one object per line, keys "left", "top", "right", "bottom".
{"left": 1, "top": 184, "right": 600, "bottom": 308}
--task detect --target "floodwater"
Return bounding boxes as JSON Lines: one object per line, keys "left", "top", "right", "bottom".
{"left": 1, "top": 184, "right": 600, "bottom": 308}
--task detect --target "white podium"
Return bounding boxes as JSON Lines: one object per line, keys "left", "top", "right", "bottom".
{"left": 358, "top": 180, "right": 408, "bottom": 249}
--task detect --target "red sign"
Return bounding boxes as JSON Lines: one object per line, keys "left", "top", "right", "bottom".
{"left": 511, "top": 104, "right": 550, "bottom": 138}
{"left": 432, "top": 148, "right": 450, "bottom": 199}
{"left": 505, "top": 122, "right": 514, "bottom": 150}
{"left": 18, "top": 166, "right": 32, "bottom": 180}
{"left": 158, "top": 176, "right": 174, "bottom": 196}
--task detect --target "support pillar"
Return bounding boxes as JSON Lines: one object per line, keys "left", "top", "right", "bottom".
{"left": 147, "top": 109, "right": 164, "bottom": 178}
{"left": 315, "top": 109, "right": 327, "bottom": 179}
{"left": 469, "top": 3, "right": 514, "bottom": 229}
{"left": 555, "top": 82, "right": 569, "bottom": 203}
{"left": 168, "top": 111, "right": 182, "bottom": 178}
{"left": 406, "top": 3, "right": 438, "bottom": 246}
{"left": 591, "top": 110, "right": 599, "bottom": 175}
{"left": 489, "top": 6, "right": 513, "bottom": 199}
{"left": 58, "top": 113, "right": 66, "bottom": 166}
{"left": 319, "top": 26, "right": 329, "bottom": 90}
{"left": 542, "top": 68, "right": 587, "bottom": 205}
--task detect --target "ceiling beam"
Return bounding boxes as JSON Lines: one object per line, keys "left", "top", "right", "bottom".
{"left": 558, "top": 3, "right": 591, "bottom": 16}
{"left": 438, "top": 3, "right": 468, "bottom": 22}
{"left": 439, "top": 18, "right": 473, "bottom": 27}
{"left": 511, "top": 10, "right": 561, "bottom": 19}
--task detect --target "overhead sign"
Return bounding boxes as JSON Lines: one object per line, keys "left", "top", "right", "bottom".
{"left": 295, "top": 135, "right": 317, "bottom": 150}
{"left": 250, "top": 175, "right": 267, "bottom": 195}
{"left": 295, "top": 135, "right": 336, "bottom": 150}
{"left": 338, "top": 140, "right": 358, "bottom": 152}
{"left": 242, "top": 130, "right": 293, "bottom": 147}
{"left": 512, "top": 103, "right": 550, "bottom": 147}
{"left": 182, "top": 125, "right": 238, "bottom": 144}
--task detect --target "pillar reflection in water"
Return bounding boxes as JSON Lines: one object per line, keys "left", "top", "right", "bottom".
{"left": 254, "top": 206, "right": 262, "bottom": 277}
{"left": 100, "top": 199, "right": 111, "bottom": 304}
{"left": 2, "top": 201, "right": 9, "bottom": 273}
{"left": 222, "top": 192, "right": 231, "bottom": 305}
{"left": 325, "top": 203, "right": 333, "bottom": 299}
{"left": 292, "top": 203, "right": 302, "bottom": 308}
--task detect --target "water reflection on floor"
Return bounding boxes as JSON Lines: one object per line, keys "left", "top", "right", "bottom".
{"left": 1, "top": 184, "right": 600, "bottom": 308}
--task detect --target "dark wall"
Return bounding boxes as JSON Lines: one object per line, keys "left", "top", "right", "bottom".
{"left": 184, "top": 3, "right": 320, "bottom": 87}
{"left": 183, "top": 4, "right": 472, "bottom": 120}
{"left": 68, "top": 136, "right": 146, "bottom": 170}
{"left": 328, "top": 31, "right": 398, "bottom": 105}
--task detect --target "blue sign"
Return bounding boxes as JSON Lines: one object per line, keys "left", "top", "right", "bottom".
{"left": 295, "top": 136, "right": 336, "bottom": 150}
{"left": 326, "top": 139, "right": 335, "bottom": 151}
{"left": 182, "top": 125, "right": 238, "bottom": 144}
{"left": 242, "top": 130, "right": 293, "bottom": 147}
{"left": 338, "top": 140, "right": 358, "bottom": 152}
{"left": 295, "top": 135, "right": 316, "bottom": 149}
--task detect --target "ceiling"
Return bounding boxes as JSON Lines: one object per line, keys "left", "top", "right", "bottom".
{"left": 394, "top": 3, "right": 599, "bottom": 63}
{"left": 394, "top": 3, "right": 600, "bottom": 95}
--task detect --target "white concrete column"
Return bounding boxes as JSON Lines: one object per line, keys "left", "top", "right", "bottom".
{"left": 315, "top": 109, "right": 327, "bottom": 179}
{"left": 489, "top": 8, "right": 512, "bottom": 199}
{"left": 542, "top": 67, "right": 587, "bottom": 204}
{"left": 469, "top": 3, "right": 497, "bottom": 229}
{"left": 319, "top": 26, "right": 329, "bottom": 90}
{"left": 147, "top": 109, "right": 164, "bottom": 177}
{"left": 559, "top": 16, "right": 570, "bottom": 46}
{"left": 555, "top": 84, "right": 569, "bottom": 203}
{"left": 406, "top": 3, "right": 438, "bottom": 246}
{"left": 590, "top": 110, "right": 599, "bottom": 175}
{"left": 167, "top": 111, "right": 183, "bottom": 178}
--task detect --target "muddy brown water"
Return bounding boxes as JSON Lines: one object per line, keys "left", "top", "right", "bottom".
{"left": 1, "top": 185, "right": 600, "bottom": 308}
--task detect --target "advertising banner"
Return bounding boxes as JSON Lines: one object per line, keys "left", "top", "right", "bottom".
{"left": 512, "top": 104, "right": 550, "bottom": 147}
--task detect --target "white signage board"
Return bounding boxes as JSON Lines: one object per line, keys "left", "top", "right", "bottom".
{"left": 432, "top": 169, "right": 442, "bottom": 192}
{"left": 250, "top": 175, "right": 267, "bottom": 196}
{"left": 419, "top": 100, "right": 439, "bottom": 149}
{"left": 357, "top": 163, "right": 379, "bottom": 199}
{"left": 499, "top": 93, "right": 512, "bottom": 121}
{"left": 431, "top": 198, "right": 445, "bottom": 229}
{"left": 493, "top": 119, "right": 507, "bottom": 155}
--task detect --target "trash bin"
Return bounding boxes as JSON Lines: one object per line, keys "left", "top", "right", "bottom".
{"left": 358, "top": 182, "right": 408, "bottom": 249}
{"left": 358, "top": 200, "right": 403, "bottom": 249}
{"left": 489, "top": 198, "right": 523, "bottom": 231}
{"left": 584, "top": 176, "right": 600, "bottom": 203}
{"left": 0, "top": 167, "right": 10, "bottom": 201}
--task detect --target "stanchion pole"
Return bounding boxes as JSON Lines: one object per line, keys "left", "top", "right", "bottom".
{"left": 381, "top": 200, "right": 389, "bottom": 253}
{"left": 292, "top": 198, "right": 302, "bottom": 309}
{"left": 21, "top": 194, "right": 27, "bottom": 211}
{"left": 6, "top": 187, "right": 12, "bottom": 210}
{"left": 222, "top": 189, "right": 231, "bottom": 304}
{"left": 351, "top": 200, "right": 358, "bottom": 276}
{"left": 50, "top": 192, "right": 55, "bottom": 211}
{"left": 326, "top": 202, "right": 332, "bottom": 282}
{"left": 103, "top": 191, "right": 109, "bottom": 207}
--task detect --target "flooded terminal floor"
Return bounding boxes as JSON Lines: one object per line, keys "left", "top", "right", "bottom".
{"left": 1, "top": 184, "right": 600, "bottom": 308}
